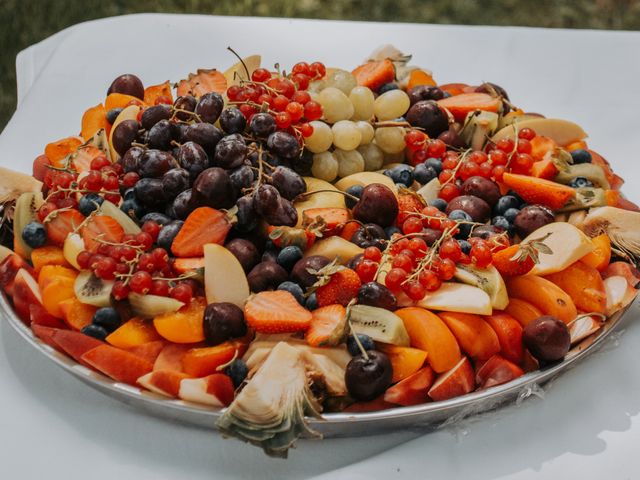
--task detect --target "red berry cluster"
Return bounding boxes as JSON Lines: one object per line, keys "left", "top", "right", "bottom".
{"left": 226, "top": 61, "right": 326, "bottom": 136}
{"left": 76, "top": 220, "right": 195, "bottom": 304}
{"left": 405, "top": 133, "right": 447, "bottom": 166}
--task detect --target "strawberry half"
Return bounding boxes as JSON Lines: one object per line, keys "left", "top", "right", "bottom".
{"left": 315, "top": 268, "right": 361, "bottom": 307}
{"left": 396, "top": 192, "right": 426, "bottom": 226}
{"left": 81, "top": 215, "right": 125, "bottom": 252}
{"left": 45, "top": 209, "right": 85, "bottom": 247}
{"left": 171, "top": 207, "right": 231, "bottom": 258}
{"left": 305, "top": 304, "right": 347, "bottom": 347}
{"left": 244, "top": 291, "right": 312, "bottom": 334}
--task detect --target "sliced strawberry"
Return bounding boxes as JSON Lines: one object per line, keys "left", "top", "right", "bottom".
{"left": 177, "top": 69, "right": 227, "bottom": 97}
{"left": 72, "top": 145, "right": 104, "bottom": 173}
{"left": 501, "top": 173, "right": 575, "bottom": 210}
{"left": 316, "top": 268, "right": 361, "bottom": 307}
{"left": 305, "top": 304, "right": 347, "bottom": 347}
{"left": 530, "top": 157, "right": 558, "bottom": 180}
{"left": 171, "top": 207, "right": 231, "bottom": 258}
{"left": 81, "top": 215, "right": 124, "bottom": 252}
{"left": 491, "top": 245, "right": 535, "bottom": 277}
{"left": 267, "top": 225, "right": 316, "bottom": 250}
{"left": 437, "top": 93, "right": 502, "bottom": 122}
{"left": 396, "top": 193, "right": 426, "bottom": 226}
{"left": 302, "top": 208, "right": 349, "bottom": 237}
{"left": 351, "top": 59, "right": 395, "bottom": 91}
{"left": 45, "top": 209, "right": 85, "bottom": 246}
{"left": 172, "top": 257, "right": 205, "bottom": 274}
{"left": 244, "top": 290, "right": 312, "bottom": 334}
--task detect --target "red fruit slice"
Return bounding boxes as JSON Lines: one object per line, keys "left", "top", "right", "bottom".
{"left": 144, "top": 81, "right": 173, "bottom": 106}
{"left": 244, "top": 290, "right": 312, "bottom": 334}
{"left": 0, "top": 254, "right": 34, "bottom": 296}
{"left": 30, "top": 303, "right": 66, "bottom": 328}
{"left": 81, "top": 215, "right": 125, "bottom": 252}
{"left": 437, "top": 93, "right": 502, "bottom": 122}
{"left": 501, "top": 173, "right": 576, "bottom": 210}
{"left": 154, "top": 343, "right": 193, "bottom": 372}
{"left": 171, "top": 207, "right": 231, "bottom": 258}
{"left": 140, "top": 370, "right": 191, "bottom": 397}
{"left": 475, "top": 354, "right": 524, "bottom": 389}
{"left": 204, "top": 373, "right": 235, "bottom": 407}
{"left": 384, "top": 366, "right": 435, "bottom": 406}
{"left": 51, "top": 329, "right": 104, "bottom": 367}
{"left": 343, "top": 396, "right": 395, "bottom": 413}
{"left": 302, "top": 208, "right": 349, "bottom": 236}
{"left": 12, "top": 268, "right": 42, "bottom": 323}
{"left": 428, "top": 356, "right": 475, "bottom": 402}
{"left": 172, "top": 257, "right": 205, "bottom": 274}
{"left": 127, "top": 340, "right": 166, "bottom": 364}
{"left": 31, "top": 324, "right": 63, "bottom": 351}
{"left": 484, "top": 313, "right": 524, "bottom": 364}
{"left": 45, "top": 209, "right": 85, "bottom": 246}
{"left": 351, "top": 59, "right": 396, "bottom": 91}
{"left": 305, "top": 304, "right": 346, "bottom": 347}
{"left": 177, "top": 69, "right": 227, "bottom": 97}
{"left": 81, "top": 344, "right": 153, "bottom": 385}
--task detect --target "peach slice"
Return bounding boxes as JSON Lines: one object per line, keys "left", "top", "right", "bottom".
{"left": 12, "top": 268, "right": 42, "bottom": 323}
{"left": 59, "top": 297, "right": 97, "bottom": 331}
{"left": 154, "top": 343, "right": 194, "bottom": 372}
{"left": 126, "top": 340, "right": 165, "bottom": 364}
{"left": 428, "top": 357, "right": 475, "bottom": 402}
{"left": 504, "top": 298, "right": 543, "bottom": 327}
{"left": 475, "top": 354, "right": 524, "bottom": 389}
{"left": 383, "top": 366, "right": 435, "bottom": 406}
{"left": 51, "top": 329, "right": 104, "bottom": 367}
{"left": 378, "top": 344, "right": 428, "bottom": 383}
{"left": 153, "top": 297, "right": 206, "bottom": 343}
{"left": 543, "top": 261, "right": 607, "bottom": 314}
{"left": 81, "top": 344, "right": 153, "bottom": 386}
{"left": 182, "top": 341, "right": 244, "bottom": 377}
{"left": 106, "top": 317, "right": 162, "bottom": 349}
{"left": 438, "top": 312, "right": 501, "bottom": 362}
{"left": 580, "top": 234, "right": 611, "bottom": 271}
{"left": 29, "top": 303, "right": 66, "bottom": 329}
{"left": 506, "top": 275, "right": 577, "bottom": 324}
{"left": 395, "top": 307, "right": 462, "bottom": 373}
{"left": 484, "top": 313, "right": 524, "bottom": 364}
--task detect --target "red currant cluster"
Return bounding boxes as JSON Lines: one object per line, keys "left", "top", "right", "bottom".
{"left": 405, "top": 133, "right": 447, "bottom": 167}
{"left": 75, "top": 220, "right": 196, "bottom": 304}
{"left": 226, "top": 61, "right": 326, "bottom": 136}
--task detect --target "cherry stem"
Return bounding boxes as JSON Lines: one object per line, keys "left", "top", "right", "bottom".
{"left": 227, "top": 46, "right": 251, "bottom": 81}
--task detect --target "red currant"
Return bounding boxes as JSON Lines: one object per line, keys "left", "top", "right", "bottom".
{"left": 303, "top": 101, "right": 323, "bottom": 121}
{"left": 355, "top": 259, "right": 378, "bottom": 283}
{"left": 292, "top": 90, "right": 311, "bottom": 105}
{"left": 478, "top": 161, "right": 493, "bottom": 178}
{"left": 426, "top": 139, "right": 446, "bottom": 158}
{"left": 439, "top": 183, "right": 461, "bottom": 202}
{"left": 518, "top": 127, "right": 536, "bottom": 140}
{"left": 458, "top": 161, "right": 480, "bottom": 180}
{"left": 489, "top": 149, "right": 508, "bottom": 166}
{"left": 405, "top": 130, "right": 427, "bottom": 151}
{"left": 275, "top": 112, "right": 292, "bottom": 129}
{"left": 418, "top": 269, "right": 441, "bottom": 291}
{"left": 468, "top": 151, "right": 488, "bottom": 165}
{"left": 272, "top": 95, "right": 289, "bottom": 112}
{"left": 292, "top": 62, "right": 311, "bottom": 76}
{"left": 90, "top": 156, "right": 110, "bottom": 171}
{"left": 497, "top": 138, "right": 515, "bottom": 153}
{"left": 112, "top": 281, "right": 130, "bottom": 300}
{"left": 407, "top": 237, "right": 428, "bottom": 258}
{"left": 95, "top": 256, "right": 117, "bottom": 280}
{"left": 299, "top": 123, "right": 314, "bottom": 137}
{"left": 251, "top": 68, "right": 271, "bottom": 83}
{"left": 516, "top": 138, "right": 532, "bottom": 154}
{"left": 392, "top": 254, "right": 413, "bottom": 271}
{"left": 492, "top": 165, "right": 506, "bottom": 181}
{"left": 151, "top": 247, "right": 169, "bottom": 269}
{"left": 286, "top": 102, "right": 304, "bottom": 122}
{"left": 385, "top": 267, "right": 408, "bottom": 291}
{"left": 403, "top": 280, "right": 427, "bottom": 301}
{"left": 76, "top": 250, "right": 92, "bottom": 269}
{"left": 363, "top": 246, "right": 382, "bottom": 262}
{"left": 470, "top": 243, "right": 492, "bottom": 268}
{"left": 309, "top": 62, "right": 326, "bottom": 79}
{"left": 402, "top": 217, "right": 423, "bottom": 234}
{"left": 121, "top": 171, "right": 140, "bottom": 188}
{"left": 141, "top": 220, "right": 161, "bottom": 241}
{"left": 135, "top": 232, "right": 153, "bottom": 251}
{"left": 150, "top": 279, "right": 170, "bottom": 297}
{"left": 130, "top": 271, "right": 152, "bottom": 294}
{"left": 436, "top": 258, "right": 456, "bottom": 280}
{"left": 170, "top": 283, "right": 193, "bottom": 304}
{"left": 439, "top": 239, "right": 462, "bottom": 262}
{"left": 291, "top": 73, "right": 310, "bottom": 90}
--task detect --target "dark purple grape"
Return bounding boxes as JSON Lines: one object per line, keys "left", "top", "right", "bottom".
{"left": 235, "top": 195, "right": 258, "bottom": 232}
{"left": 134, "top": 178, "right": 165, "bottom": 207}
{"left": 267, "top": 131, "right": 300, "bottom": 159}
{"left": 357, "top": 282, "right": 397, "bottom": 310}
{"left": 225, "top": 238, "right": 260, "bottom": 273}
{"left": 352, "top": 184, "right": 399, "bottom": 227}
{"left": 291, "top": 149, "right": 313, "bottom": 176}
{"left": 476, "top": 82, "right": 510, "bottom": 113}
{"left": 253, "top": 184, "right": 281, "bottom": 217}
{"left": 263, "top": 198, "right": 298, "bottom": 227}
{"left": 195, "top": 92, "right": 224, "bottom": 124}
{"left": 250, "top": 113, "right": 277, "bottom": 137}
{"left": 347, "top": 253, "right": 364, "bottom": 270}
{"left": 270, "top": 166, "right": 306, "bottom": 200}
{"left": 291, "top": 255, "right": 330, "bottom": 288}
{"left": 229, "top": 165, "right": 255, "bottom": 194}
{"left": 178, "top": 141, "right": 209, "bottom": 180}
{"left": 107, "top": 74, "right": 144, "bottom": 99}
{"left": 406, "top": 100, "right": 449, "bottom": 138}
{"left": 173, "top": 95, "right": 197, "bottom": 121}
{"left": 141, "top": 104, "right": 172, "bottom": 130}
{"left": 112, "top": 120, "right": 139, "bottom": 156}
{"left": 139, "top": 149, "right": 175, "bottom": 178}
{"left": 513, "top": 205, "right": 554, "bottom": 238}
{"left": 219, "top": 108, "right": 247, "bottom": 134}
{"left": 162, "top": 168, "right": 190, "bottom": 199}
{"left": 140, "top": 212, "right": 172, "bottom": 225}
{"left": 192, "top": 167, "right": 235, "bottom": 209}
{"left": 446, "top": 195, "right": 491, "bottom": 222}
{"left": 461, "top": 177, "right": 501, "bottom": 206}
{"left": 350, "top": 223, "right": 387, "bottom": 250}
{"left": 407, "top": 85, "right": 444, "bottom": 105}
{"left": 523, "top": 315, "right": 570, "bottom": 362}
{"left": 171, "top": 189, "right": 196, "bottom": 219}
{"left": 248, "top": 150, "right": 283, "bottom": 169}
{"left": 182, "top": 123, "right": 223, "bottom": 155}
{"left": 247, "top": 262, "right": 288, "bottom": 292}
{"left": 421, "top": 228, "right": 443, "bottom": 246}
{"left": 345, "top": 350, "right": 393, "bottom": 401}
{"left": 157, "top": 220, "right": 183, "bottom": 251}
{"left": 203, "top": 302, "right": 247, "bottom": 346}
{"left": 120, "top": 198, "right": 144, "bottom": 221}
{"left": 469, "top": 224, "right": 502, "bottom": 240}
{"left": 438, "top": 126, "right": 465, "bottom": 148}
{"left": 147, "top": 119, "right": 173, "bottom": 150}
{"left": 213, "top": 136, "right": 247, "bottom": 170}
{"left": 120, "top": 146, "right": 144, "bottom": 173}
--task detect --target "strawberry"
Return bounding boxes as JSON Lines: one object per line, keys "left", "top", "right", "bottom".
{"left": 315, "top": 268, "right": 362, "bottom": 307}
{"left": 351, "top": 59, "right": 396, "bottom": 91}
{"left": 305, "top": 304, "right": 347, "bottom": 347}
{"left": 492, "top": 234, "right": 552, "bottom": 277}
{"left": 244, "top": 291, "right": 312, "bottom": 334}
{"left": 302, "top": 208, "right": 349, "bottom": 237}
{"left": 171, "top": 207, "right": 231, "bottom": 257}
{"left": 45, "top": 209, "right": 85, "bottom": 247}
{"left": 396, "top": 191, "right": 426, "bottom": 226}
{"left": 267, "top": 225, "right": 316, "bottom": 250}
{"left": 81, "top": 215, "right": 124, "bottom": 252}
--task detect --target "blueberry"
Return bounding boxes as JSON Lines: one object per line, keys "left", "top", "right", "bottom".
{"left": 378, "top": 83, "right": 399, "bottom": 94}
{"left": 425, "top": 157, "right": 443, "bottom": 174}
{"left": 276, "top": 246, "right": 303, "bottom": 272}
{"left": 506, "top": 190, "right": 525, "bottom": 205}
{"left": 121, "top": 198, "right": 144, "bottom": 220}
{"left": 347, "top": 334, "right": 376, "bottom": 356}
{"left": 385, "top": 165, "right": 413, "bottom": 187}
{"left": 413, "top": 163, "right": 438, "bottom": 185}
{"left": 21, "top": 222, "right": 47, "bottom": 248}
{"left": 345, "top": 184, "right": 364, "bottom": 209}
{"left": 123, "top": 188, "right": 136, "bottom": 200}
{"left": 569, "top": 176, "right": 593, "bottom": 188}
{"left": 570, "top": 149, "right": 592, "bottom": 164}
{"left": 92, "top": 307, "right": 121, "bottom": 332}
{"left": 384, "top": 225, "right": 402, "bottom": 238}
{"left": 492, "top": 216, "right": 511, "bottom": 231}
{"left": 503, "top": 207, "right": 520, "bottom": 223}
{"left": 429, "top": 198, "right": 448, "bottom": 212}
{"left": 78, "top": 193, "right": 104, "bottom": 216}
{"left": 81, "top": 324, "right": 108, "bottom": 341}
{"left": 458, "top": 239, "right": 472, "bottom": 255}
{"left": 225, "top": 359, "right": 248, "bottom": 388}
{"left": 140, "top": 212, "right": 173, "bottom": 226}
{"left": 157, "top": 220, "right": 183, "bottom": 251}
{"left": 305, "top": 292, "right": 319, "bottom": 311}
{"left": 448, "top": 209, "right": 473, "bottom": 239}
{"left": 277, "top": 281, "right": 305, "bottom": 305}
{"left": 106, "top": 108, "right": 123, "bottom": 124}
{"left": 494, "top": 195, "right": 521, "bottom": 216}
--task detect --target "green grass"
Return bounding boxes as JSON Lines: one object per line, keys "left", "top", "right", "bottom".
{"left": 1, "top": 0, "right": 639, "bottom": 130}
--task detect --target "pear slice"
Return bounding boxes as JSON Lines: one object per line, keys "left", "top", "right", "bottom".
{"left": 603, "top": 276, "right": 637, "bottom": 316}
{"left": 108, "top": 105, "right": 141, "bottom": 161}
{"left": 523, "top": 222, "right": 594, "bottom": 276}
{"left": 223, "top": 55, "right": 261, "bottom": 87}
{"left": 398, "top": 282, "right": 493, "bottom": 315}
{"left": 295, "top": 177, "right": 346, "bottom": 227}
{"left": 491, "top": 118, "right": 587, "bottom": 147}
{"left": 303, "top": 236, "right": 363, "bottom": 265}
{"left": 204, "top": 243, "right": 250, "bottom": 308}
{"left": 498, "top": 112, "right": 544, "bottom": 129}
{"left": 63, "top": 233, "right": 85, "bottom": 270}
{"left": 334, "top": 171, "right": 397, "bottom": 194}
{"left": 129, "top": 293, "right": 184, "bottom": 318}
{"left": 454, "top": 264, "right": 509, "bottom": 310}
{"left": 0, "top": 245, "right": 13, "bottom": 263}
{"left": 416, "top": 177, "right": 441, "bottom": 204}
{"left": 98, "top": 200, "right": 141, "bottom": 234}
{"left": 13, "top": 191, "right": 44, "bottom": 261}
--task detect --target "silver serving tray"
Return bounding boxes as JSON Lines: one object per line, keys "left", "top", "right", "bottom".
{"left": 1, "top": 291, "right": 635, "bottom": 437}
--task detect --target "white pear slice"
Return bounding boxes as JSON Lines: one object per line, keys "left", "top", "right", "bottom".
{"left": 204, "top": 243, "right": 250, "bottom": 307}
{"left": 303, "top": 236, "right": 363, "bottom": 264}
{"left": 129, "top": 293, "right": 184, "bottom": 318}
{"left": 603, "top": 276, "right": 637, "bottom": 316}
{"left": 108, "top": 105, "right": 141, "bottom": 161}
{"left": 98, "top": 200, "right": 141, "bottom": 234}
{"left": 498, "top": 112, "right": 544, "bottom": 129}
{"left": 223, "top": 55, "right": 261, "bottom": 86}
{"left": 416, "top": 177, "right": 441, "bottom": 204}
{"left": 63, "top": 233, "right": 85, "bottom": 270}
{"left": 397, "top": 282, "right": 493, "bottom": 315}
{"left": 334, "top": 171, "right": 397, "bottom": 194}
{"left": 454, "top": 264, "right": 509, "bottom": 310}
{"left": 569, "top": 316, "right": 602, "bottom": 345}
{"left": 295, "top": 177, "right": 346, "bottom": 227}
{"left": 0, "top": 245, "right": 14, "bottom": 263}
{"left": 179, "top": 377, "right": 225, "bottom": 407}
{"left": 523, "top": 222, "right": 594, "bottom": 275}
{"left": 491, "top": 118, "right": 587, "bottom": 147}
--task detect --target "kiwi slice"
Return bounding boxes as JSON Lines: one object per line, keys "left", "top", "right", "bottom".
{"left": 13, "top": 192, "right": 44, "bottom": 261}
{"left": 74, "top": 271, "right": 113, "bottom": 307}
{"left": 349, "top": 305, "right": 410, "bottom": 346}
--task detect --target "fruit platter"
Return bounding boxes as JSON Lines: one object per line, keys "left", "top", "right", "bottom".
{"left": 0, "top": 44, "right": 638, "bottom": 458}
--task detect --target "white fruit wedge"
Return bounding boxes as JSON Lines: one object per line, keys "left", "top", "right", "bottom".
{"left": 63, "top": 233, "right": 85, "bottom": 270}
{"left": 223, "top": 55, "right": 260, "bottom": 86}
{"left": 108, "top": 105, "right": 141, "bottom": 161}
{"left": 569, "top": 315, "right": 603, "bottom": 345}
{"left": 137, "top": 370, "right": 190, "bottom": 398}
{"left": 397, "top": 282, "right": 493, "bottom": 315}
{"left": 454, "top": 264, "right": 509, "bottom": 310}
{"left": 295, "top": 177, "right": 346, "bottom": 226}
{"left": 523, "top": 222, "right": 594, "bottom": 276}
{"left": 204, "top": 243, "right": 250, "bottom": 308}
{"left": 416, "top": 177, "right": 441, "bottom": 204}
{"left": 603, "top": 275, "right": 637, "bottom": 316}
{"left": 0, "top": 244, "right": 13, "bottom": 263}
{"left": 129, "top": 293, "right": 184, "bottom": 318}
{"left": 178, "top": 376, "right": 229, "bottom": 407}
{"left": 303, "top": 236, "right": 363, "bottom": 264}
{"left": 491, "top": 118, "right": 587, "bottom": 147}
{"left": 334, "top": 171, "right": 397, "bottom": 194}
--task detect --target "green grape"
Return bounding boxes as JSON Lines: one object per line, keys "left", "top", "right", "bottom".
{"left": 349, "top": 86, "right": 375, "bottom": 121}
{"left": 358, "top": 143, "right": 385, "bottom": 171}
{"left": 331, "top": 120, "right": 362, "bottom": 151}
{"left": 308, "top": 79, "right": 327, "bottom": 93}
{"left": 335, "top": 149, "right": 365, "bottom": 177}
{"left": 355, "top": 121, "right": 375, "bottom": 145}
{"left": 305, "top": 121, "right": 334, "bottom": 153}
{"left": 318, "top": 87, "right": 355, "bottom": 124}
{"left": 374, "top": 90, "right": 411, "bottom": 121}
{"left": 312, "top": 151, "right": 339, "bottom": 182}
{"left": 326, "top": 69, "right": 357, "bottom": 95}
{"left": 374, "top": 126, "right": 406, "bottom": 154}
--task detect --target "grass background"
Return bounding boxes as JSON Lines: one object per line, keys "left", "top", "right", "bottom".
{"left": 1, "top": 0, "right": 639, "bottom": 131}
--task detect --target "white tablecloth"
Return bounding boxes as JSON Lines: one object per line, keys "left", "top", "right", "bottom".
{"left": 0, "top": 14, "right": 639, "bottom": 480}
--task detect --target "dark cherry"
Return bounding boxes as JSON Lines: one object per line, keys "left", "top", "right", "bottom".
{"left": 107, "top": 74, "right": 144, "bottom": 99}
{"left": 225, "top": 238, "right": 260, "bottom": 273}
{"left": 461, "top": 177, "right": 501, "bottom": 207}
{"left": 291, "top": 255, "right": 330, "bottom": 288}
{"left": 247, "top": 262, "right": 289, "bottom": 293}
{"left": 523, "top": 315, "right": 571, "bottom": 362}
{"left": 352, "top": 184, "right": 399, "bottom": 227}
{"left": 345, "top": 350, "right": 393, "bottom": 401}
{"left": 357, "top": 282, "right": 397, "bottom": 311}
{"left": 203, "top": 302, "right": 247, "bottom": 346}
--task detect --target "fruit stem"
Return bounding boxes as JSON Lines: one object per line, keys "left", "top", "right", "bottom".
{"left": 227, "top": 46, "right": 251, "bottom": 81}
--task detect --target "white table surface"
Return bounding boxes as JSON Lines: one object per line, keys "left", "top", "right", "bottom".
{"left": 1, "top": 14, "right": 639, "bottom": 480}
